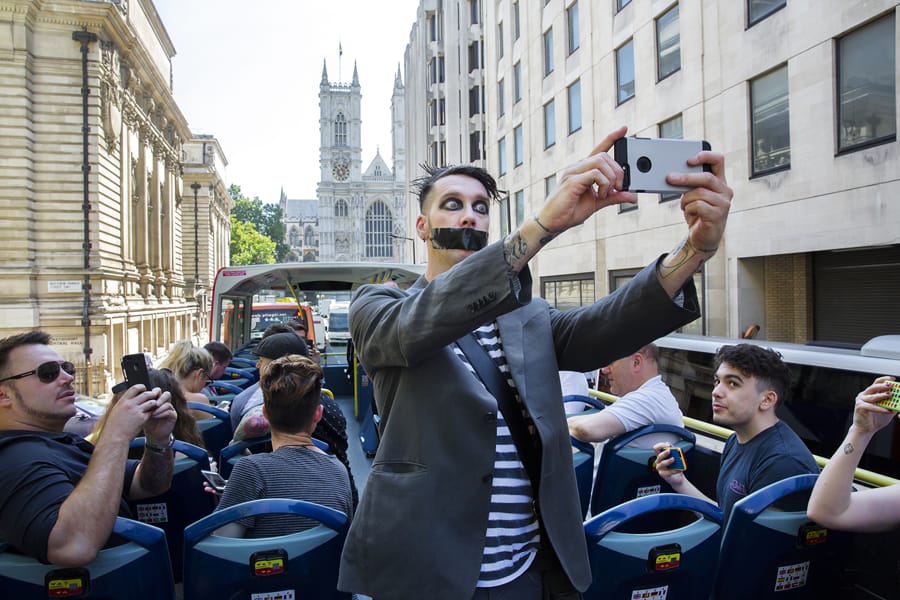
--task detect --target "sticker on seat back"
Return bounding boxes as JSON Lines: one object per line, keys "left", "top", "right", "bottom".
{"left": 135, "top": 502, "right": 168, "bottom": 523}
{"left": 774, "top": 561, "right": 809, "bottom": 591}
{"left": 630, "top": 585, "right": 668, "bottom": 599}
{"left": 250, "top": 590, "right": 295, "bottom": 600}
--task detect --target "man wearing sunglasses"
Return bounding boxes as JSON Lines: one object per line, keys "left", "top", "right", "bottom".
{"left": 0, "top": 331, "right": 177, "bottom": 567}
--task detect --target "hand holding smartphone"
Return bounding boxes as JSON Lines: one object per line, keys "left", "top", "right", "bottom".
{"left": 654, "top": 445, "right": 687, "bottom": 472}
{"left": 614, "top": 137, "right": 711, "bottom": 194}
{"left": 201, "top": 470, "right": 227, "bottom": 493}
{"left": 112, "top": 353, "right": 151, "bottom": 394}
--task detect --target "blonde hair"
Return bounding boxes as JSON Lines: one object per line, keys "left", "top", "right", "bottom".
{"left": 157, "top": 340, "right": 213, "bottom": 381}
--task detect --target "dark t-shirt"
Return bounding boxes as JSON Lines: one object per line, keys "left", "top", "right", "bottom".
{"left": 0, "top": 430, "right": 138, "bottom": 563}
{"left": 716, "top": 420, "right": 819, "bottom": 522}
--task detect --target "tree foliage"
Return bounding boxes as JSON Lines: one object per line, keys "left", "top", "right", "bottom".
{"left": 229, "top": 215, "right": 276, "bottom": 265}
{"left": 228, "top": 184, "right": 289, "bottom": 261}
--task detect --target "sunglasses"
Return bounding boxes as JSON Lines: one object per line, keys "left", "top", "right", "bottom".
{"left": 0, "top": 360, "right": 76, "bottom": 384}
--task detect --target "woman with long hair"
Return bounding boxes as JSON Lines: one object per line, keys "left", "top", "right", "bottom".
{"left": 156, "top": 340, "right": 214, "bottom": 407}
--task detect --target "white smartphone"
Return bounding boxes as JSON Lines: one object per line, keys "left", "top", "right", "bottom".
{"left": 201, "top": 469, "right": 227, "bottom": 492}
{"left": 614, "top": 137, "right": 711, "bottom": 194}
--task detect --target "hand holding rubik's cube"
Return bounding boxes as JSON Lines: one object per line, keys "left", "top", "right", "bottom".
{"left": 875, "top": 380, "right": 900, "bottom": 412}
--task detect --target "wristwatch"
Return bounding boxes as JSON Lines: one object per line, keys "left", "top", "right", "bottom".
{"left": 145, "top": 433, "right": 175, "bottom": 453}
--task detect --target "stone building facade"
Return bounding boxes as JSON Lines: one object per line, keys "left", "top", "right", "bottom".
{"left": 403, "top": 0, "right": 900, "bottom": 345}
{"left": 314, "top": 62, "right": 411, "bottom": 263}
{"left": 0, "top": 0, "right": 229, "bottom": 394}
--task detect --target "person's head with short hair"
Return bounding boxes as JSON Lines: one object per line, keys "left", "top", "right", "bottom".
{"left": 412, "top": 164, "right": 502, "bottom": 280}
{"left": 601, "top": 343, "right": 660, "bottom": 396}
{"left": 263, "top": 323, "right": 294, "bottom": 338}
{"left": 203, "top": 341, "right": 233, "bottom": 380}
{"left": 261, "top": 354, "right": 323, "bottom": 435}
{"left": 156, "top": 340, "right": 213, "bottom": 394}
{"left": 0, "top": 331, "right": 77, "bottom": 432}
{"left": 253, "top": 332, "right": 308, "bottom": 376}
{"left": 711, "top": 344, "right": 790, "bottom": 438}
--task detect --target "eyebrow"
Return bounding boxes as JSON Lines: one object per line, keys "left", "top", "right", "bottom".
{"left": 717, "top": 373, "right": 744, "bottom": 385}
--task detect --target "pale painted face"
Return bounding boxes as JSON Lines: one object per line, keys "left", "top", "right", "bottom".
{"left": 710, "top": 362, "right": 768, "bottom": 428}
{"left": 416, "top": 174, "right": 491, "bottom": 273}
{"left": 0, "top": 344, "right": 77, "bottom": 430}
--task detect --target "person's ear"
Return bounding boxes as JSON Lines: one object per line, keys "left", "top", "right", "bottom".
{"left": 313, "top": 403, "right": 324, "bottom": 424}
{"left": 415, "top": 214, "right": 428, "bottom": 242}
{"left": 0, "top": 384, "right": 13, "bottom": 407}
{"left": 760, "top": 390, "right": 778, "bottom": 411}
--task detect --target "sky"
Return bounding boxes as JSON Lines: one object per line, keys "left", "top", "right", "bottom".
{"left": 153, "top": 0, "right": 421, "bottom": 204}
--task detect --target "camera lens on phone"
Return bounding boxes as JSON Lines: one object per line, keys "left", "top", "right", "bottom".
{"left": 637, "top": 156, "right": 652, "bottom": 173}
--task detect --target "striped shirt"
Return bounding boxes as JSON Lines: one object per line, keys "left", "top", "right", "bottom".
{"left": 215, "top": 446, "right": 353, "bottom": 538}
{"left": 453, "top": 322, "right": 540, "bottom": 587}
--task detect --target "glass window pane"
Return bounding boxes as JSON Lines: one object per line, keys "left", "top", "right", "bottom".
{"left": 514, "top": 1, "right": 520, "bottom": 39}
{"left": 617, "top": 0, "right": 632, "bottom": 11}
{"left": 498, "top": 79, "right": 505, "bottom": 116}
{"left": 568, "top": 79, "right": 582, "bottom": 134}
{"left": 499, "top": 138, "right": 507, "bottom": 175}
{"left": 838, "top": 14, "right": 896, "bottom": 152}
{"left": 544, "top": 100, "right": 556, "bottom": 148}
{"left": 748, "top": 0, "right": 785, "bottom": 26}
{"left": 751, "top": 65, "right": 791, "bottom": 175}
{"left": 514, "top": 125, "right": 524, "bottom": 166}
{"left": 656, "top": 4, "right": 680, "bottom": 80}
{"left": 567, "top": 2, "right": 580, "bottom": 55}
{"left": 544, "top": 29, "right": 554, "bottom": 76}
{"left": 617, "top": 40, "right": 635, "bottom": 104}
{"left": 515, "top": 190, "right": 525, "bottom": 226}
{"left": 514, "top": 62, "right": 522, "bottom": 102}
{"left": 500, "top": 197, "right": 509, "bottom": 237}
{"left": 545, "top": 175, "right": 557, "bottom": 198}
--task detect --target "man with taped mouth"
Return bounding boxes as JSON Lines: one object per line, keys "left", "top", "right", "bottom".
{"left": 338, "top": 126, "right": 733, "bottom": 600}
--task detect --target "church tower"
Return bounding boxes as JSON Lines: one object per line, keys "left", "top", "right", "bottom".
{"left": 315, "top": 60, "right": 410, "bottom": 263}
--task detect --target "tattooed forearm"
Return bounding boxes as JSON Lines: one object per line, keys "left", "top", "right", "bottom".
{"left": 657, "top": 238, "right": 715, "bottom": 280}
{"left": 503, "top": 231, "right": 529, "bottom": 268}
{"left": 843, "top": 442, "right": 854, "bottom": 455}
{"left": 138, "top": 449, "right": 174, "bottom": 496}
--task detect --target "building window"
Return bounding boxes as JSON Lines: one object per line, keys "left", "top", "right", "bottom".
{"left": 514, "top": 125, "right": 524, "bottom": 167}
{"left": 567, "top": 2, "right": 580, "bottom": 55}
{"left": 544, "top": 100, "right": 556, "bottom": 148}
{"left": 499, "top": 195, "right": 510, "bottom": 238}
{"left": 431, "top": 56, "right": 445, "bottom": 84}
{"left": 616, "top": 0, "right": 632, "bottom": 11}
{"left": 498, "top": 22, "right": 504, "bottom": 59}
{"left": 439, "top": 98, "right": 446, "bottom": 125}
{"left": 748, "top": 0, "right": 785, "bottom": 27}
{"left": 498, "top": 79, "right": 506, "bottom": 116}
{"left": 365, "top": 201, "right": 393, "bottom": 258}
{"left": 750, "top": 65, "right": 791, "bottom": 175}
{"left": 616, "top": 39, "right": 635, "bottom": 104}
{"left": 545, "top": 175, "right": 557, "bottom": 199}
{"left": 513, "top": 1, "right": 520, "bottom": 39}
{"left": 468, "top": 41, "right": 482, "bottom": 73}
{"left": 659, "top": 114, "right": 683, "bottom": 201}
{"left": 470, "top": 131, "right": 483, "bottom": 161}
{"left": 837, "top": 13, "right": 896, "bottom": 153}
{"left": 469, "top": 86, "right": 482, "bottom": 117}
{"left": 334, "top": 112, "right": 347, "bottom": 146}
{"left": 543, "top": 28, "right": 554, "bottom": 76}
{"left": 567, "top": 79, "right": 582, "bottom": 134}
{"left": 499, "top": 137, "right": 507, "bottom": 175}
{"left": 541, "top": 273, "right": 596, "bottom": 310}
{"left": 656, "top": 4, "right": 680, "bottom": 81}
{"left": 335, "top": 199, "right": 349, "bottom": 218}
{"left": 514, "top": 61, "right": 522, "bottom": 103}
{"left": 470, "top": 0, "right": 480, "bottom": 25}
{"left": 515, "top": 190, "right": 525, "bottom": 226}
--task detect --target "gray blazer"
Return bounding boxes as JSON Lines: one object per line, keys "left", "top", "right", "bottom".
{"left": 338, "top": 242, "right": 698, "bottom": 600}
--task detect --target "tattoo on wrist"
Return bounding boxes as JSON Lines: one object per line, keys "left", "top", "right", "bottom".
{"left": 503, "top": 232, "right": 528, "bottom": 267}
{"left": 658, "top": 238, "right": 714, "bottom": 280}
{"left": 843, "top": 442, "right": 854, "bottom": 455}
{"left": 533, "top": 214, "right": 558, "bottom": 236}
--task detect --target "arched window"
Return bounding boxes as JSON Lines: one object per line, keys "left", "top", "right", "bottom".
{"left": 365, "top": 201, "right": 393, "bottom": 258}
{"left": 335, "top": 199, "right": 349, "bottom": 218}
{"left": 374, "top": 165, "right": 382, "bottom": 176}
{"left": 335, "top": 113, "right": 347, "bottom": 146}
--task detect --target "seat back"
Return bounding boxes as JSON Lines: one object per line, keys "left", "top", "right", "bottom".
{"left": 128, "top": 438, "right": 214, "bottom": 582}
{"left": 219, "top": 435, "right": 273, "bottom": 479}
{"left": 714, "top": 474, "right": 850, "bottom": 599}
{"left": 564, "top": 395, "right": 607, "bottom": 517}
{"left": 584, "top": 493, "right": 723, "bottom": 600}
{"left": 188, "top": 401, "right": 233, "bottom": 459}
{"left": 590, "top": 424, "right": 695, "bottom": 521}
{"left": 182, "top": 498, "right": 350, "bottom": 600}
{"left": 0, "top": 517, "right": 175, "bottom": 599}
{"left": 223, "top": 365, "right": 259, "bottom": 386}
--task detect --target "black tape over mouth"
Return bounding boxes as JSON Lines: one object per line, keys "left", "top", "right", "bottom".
{"left": 430, "top": 228, "right": 489, "bottom": 251}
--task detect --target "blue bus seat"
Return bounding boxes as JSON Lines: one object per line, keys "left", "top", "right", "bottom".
{"left": 564, "top": 394, "right": 606, "bottom": 517}
{"left": 590, "top": 424, "right": 695, "bottom": 522}
{"left": 224, "top": 365, "right": 259, "bottom": 385}
{"left": 584, "top": 493, "right": 723, "bottom": 599}
{"left": 128, "top": 438, "right": 215, "bottom": 582}
{"left": 229, "top": 357, "right": 256, "bottom": 370}
{"left": 713, "top": 474, "right": 851, "bottom": 599}
{"left": 182, "top": 498, "right": 350, "bottom": 600}
{"left": 0, "top": 517, "right": 175, "bottom": 599}
{"left": 219, "top": 435, "right": 272, "bottom": 479}
{"left": 205, "top": 380, "right": 245, "bottom": 396}
{"left": 188, "top": 401, "right": 233, "bottom": 459}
